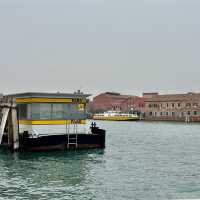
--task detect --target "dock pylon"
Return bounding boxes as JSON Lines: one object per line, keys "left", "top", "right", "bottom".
{"left": 0, "top": 100, "right": 19, "bottom": 150}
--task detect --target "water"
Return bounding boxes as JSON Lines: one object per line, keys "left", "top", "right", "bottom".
{"left": 1, "top": 121, "right": 200, "bottom": 200}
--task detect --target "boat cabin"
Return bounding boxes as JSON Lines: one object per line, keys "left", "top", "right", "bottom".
{"left": 8, "top": 92, "right": 89, "bottom": 136}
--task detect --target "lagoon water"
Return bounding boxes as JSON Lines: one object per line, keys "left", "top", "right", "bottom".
{"left": 1, "top": 121, "right": 200, "bottom": 200}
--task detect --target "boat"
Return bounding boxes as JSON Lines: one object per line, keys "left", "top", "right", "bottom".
{"left": 0, "top": 92, "right": 106, "bottom": 151}
{"left": 93, "top": 110, "right": 140, "bottom": 121}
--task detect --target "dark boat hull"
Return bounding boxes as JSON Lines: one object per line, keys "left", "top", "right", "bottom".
{"left": 19, "top": 132, "right": 105, "bottom": 152}
{"left": 1, "top": 126, "right": 105, "bottom": 152}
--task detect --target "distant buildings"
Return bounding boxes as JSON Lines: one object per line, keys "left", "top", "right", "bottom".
{"left": 90, "top": 92, "right": 145, "bottom": 114}
{"left": 90, "top": 91, "right": 200, "bottom": 122}
{"left": 143, "top": 92, "right": 200, "bottom": 122}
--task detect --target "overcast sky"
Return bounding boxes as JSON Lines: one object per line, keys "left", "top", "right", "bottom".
{"left": 0, "top": 0, "right": 200, "bottom": 97}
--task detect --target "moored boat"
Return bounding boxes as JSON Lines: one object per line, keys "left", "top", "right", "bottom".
{"left": 93, "top": 111, "right": 139, "bottom": 121}
{"left": 0, "top": 92, "right": 106, "bottom": 151}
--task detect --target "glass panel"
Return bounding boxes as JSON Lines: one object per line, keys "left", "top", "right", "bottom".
{"left": 39, "top": 103, "right": 51, "bottom": 119}
{"left": 52, "top": 104, "right": 64, "bottom": 119}
{"left": 31, "top": 103, "right": 40, "bottom": 119}
{"left": 29, "top": 103, "right": 86, "bottom": 120}
{"left": 18, "top": 104, "right": 27, "bottom": 119}
{"left": 27, "top": 104, "right": 32, "bottom": 119}
{"left": 71, "top": 104, "right": 83, "bottom": 119}
{"left": 31, "top": 103, "right": 51, "bottom": 119}
{"left": 63, "top": 104, "right": 86, "bottom": 120}
{"left": 63, "top": 104, "right": 73, "bottom": 119}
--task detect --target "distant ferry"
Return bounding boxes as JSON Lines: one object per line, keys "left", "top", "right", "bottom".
{"left": 93, "top": 111, "right": 140, "bottom": 121}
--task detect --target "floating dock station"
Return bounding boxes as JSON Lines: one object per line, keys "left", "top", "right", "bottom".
{"left": 0, "top": 92, "right": 105, "bottom": 151}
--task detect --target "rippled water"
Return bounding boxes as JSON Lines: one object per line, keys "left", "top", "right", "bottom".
{"left": 1, "top": 121, "right": 200, "bottom": 200}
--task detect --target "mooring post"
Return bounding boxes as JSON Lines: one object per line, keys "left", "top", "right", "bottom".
{"left": 0, "top": 104, "right": 10, "bottom": 145}
{"left": 8, "top": 110, "right": 13, "bottom": 148}
{"left": 11, "top": 102, "right": 19, "bottom": 151}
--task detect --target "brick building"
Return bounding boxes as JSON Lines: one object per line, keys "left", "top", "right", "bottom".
{"left": 144, "top": 92, "right": 200, "bottom": 122}
{"left": 90, "top": 92, "right": 145, "bottom": 113}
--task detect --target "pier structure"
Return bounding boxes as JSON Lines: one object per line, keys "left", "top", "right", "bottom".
{"left": 0, "top": 92, "right": 105, "bottom": 151}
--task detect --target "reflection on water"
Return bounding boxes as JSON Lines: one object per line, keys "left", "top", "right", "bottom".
{"left": 1, "top": 121, "right": 200, "bottom": 199}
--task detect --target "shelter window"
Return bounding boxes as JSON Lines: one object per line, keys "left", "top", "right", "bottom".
{"left": 18, "top": 104, "right": 27, "bottom": 119}
{"left": 26, "top": 102, "right": 85, "bottom": 120}
{"left": 31, "top": 103, "right": 51, "bottom": 119}
{"left": 39, "top": 104, "right": 51, "bottom": 119}
{"left": 52, "top": 104, "right": 64, "bottom": 119}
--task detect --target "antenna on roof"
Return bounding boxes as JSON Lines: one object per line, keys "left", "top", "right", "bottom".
{"left": 74, "top": 85, "right": 84, "bottom": 94}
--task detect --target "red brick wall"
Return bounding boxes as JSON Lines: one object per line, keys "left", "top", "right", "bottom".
{"left": 90, "top": 93, "right": 146, "bottom": 113}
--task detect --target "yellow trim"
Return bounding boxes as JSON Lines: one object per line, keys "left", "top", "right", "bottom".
{"left": 18, "top": 119, "right": 86, "bottom": 125}
{"left": 78, "top": 104, "right": 85, "bottom": 111}
{"left": 16, "top": 98, "right": 73, "bottom": 103}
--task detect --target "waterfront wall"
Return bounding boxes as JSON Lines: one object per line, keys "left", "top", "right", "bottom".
{"left": 144, "top": 116, "right": 200, "bottom": 122}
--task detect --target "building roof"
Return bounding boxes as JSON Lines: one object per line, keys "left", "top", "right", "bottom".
{"left": 5, "top": 92, "right": 91, "bottom": 99}
{"left": 145, "top": 93, "right": 200, "bottom": 102}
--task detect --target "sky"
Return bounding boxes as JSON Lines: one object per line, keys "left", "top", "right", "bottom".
{"left": 0, "top": 0, "right": 200, "bottom": 97}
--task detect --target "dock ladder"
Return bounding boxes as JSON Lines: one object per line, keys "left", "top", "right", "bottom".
{"left": 67, "top": 123, "right": 78, "bottom": 149}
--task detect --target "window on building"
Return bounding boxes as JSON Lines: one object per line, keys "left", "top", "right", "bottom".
{"left": 172, "top": 103, "right": 174, "bottom": 108}
{"left": 193, "top": 103, "right": 198, "bottom": 108}
{"left": 154, "top": 112, "right": 157, "bottom": 116}
{"left": 31, "top": 103, "right": 51, "bottom": 119}
{"left": 166, "top": 103, "right": 169, "bottom": 107}
{"left": 26, "top": 103, "right": 85, "bottom": 120}
{"left": 31, "top": 103, "right": 41, "bottom": 119}
{"left": 52, "top": 104, "right": 64, "bottom": 119}
{"left": 166, "top": 112, "right": 168, "bottom": 116}
{"left": 149, "top": 112, "right": 153, "bottom": 116}
{"left": 186, "top": 103, "right": 191, "bottom": 107}
{"left": 187, "top": 111, "right": 191, "bottom": 115}
{"left": 178, "top": 103, "right": 181, "bottom": 107}
{"left": 172, "top": 112, "right": 175, "bottom": 116}
{"left": 160, "top": 112, "right": 162, "bottom": 116}
{"left": 40, "top": 103, "right": 52, "bottom": 119}
{"left": 17, "top": 104, "right": 28, "bottom": 119}
{"left": 194, "top": 111, "right": 197, "bottom": 115}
